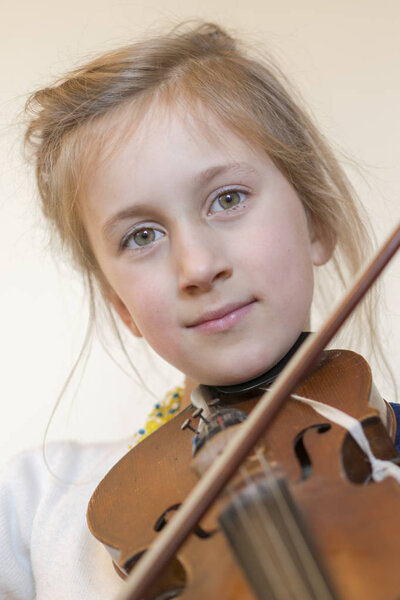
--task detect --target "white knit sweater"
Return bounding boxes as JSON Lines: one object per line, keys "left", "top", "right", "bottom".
{"left": 0, "top": 440, "right": 130, "bottom": 599}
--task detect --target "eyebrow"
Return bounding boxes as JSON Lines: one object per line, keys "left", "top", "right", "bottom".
{"left": 192, "top": 162, "right": 256, "bottom": 186}
{"left": 102, "top": 161, "right": 256, "bottom": 241}
{"left": 102, "top": 203, "right": 153, "bottom": 241}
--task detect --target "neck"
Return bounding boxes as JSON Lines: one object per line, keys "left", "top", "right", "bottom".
{"left": 182, "top": 332, "right": 310, "bottom": 407}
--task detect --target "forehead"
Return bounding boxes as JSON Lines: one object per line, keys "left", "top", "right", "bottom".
{"left": 86, "top": 97, "right": 267, "bottom": 187}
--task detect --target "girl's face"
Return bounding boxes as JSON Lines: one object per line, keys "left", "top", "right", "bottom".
{"left": 82, "top": 106, "right": 331, "bottom": 385}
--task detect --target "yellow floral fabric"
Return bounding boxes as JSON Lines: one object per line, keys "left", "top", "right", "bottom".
{"left": 129, "top": 386, "right": 183, "bottom": 448}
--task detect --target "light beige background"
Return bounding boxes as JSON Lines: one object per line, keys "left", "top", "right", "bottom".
{"left": 1, "top": 0, "right": 399, "bottom": 469}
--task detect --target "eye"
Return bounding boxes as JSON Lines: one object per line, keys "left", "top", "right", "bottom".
{"left": 209, "top": 190, "right": 247, "bottom": 213}
{"left": 121, "top": 227, "right": 164, "bottom": 250}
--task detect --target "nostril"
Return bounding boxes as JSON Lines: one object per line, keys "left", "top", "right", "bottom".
{"left": 178, "top": 257, "right": 232, "bottom": 293}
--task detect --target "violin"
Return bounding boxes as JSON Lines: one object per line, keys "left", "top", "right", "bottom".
{"left": 88, "top": 225, "right": 400, "bottom": 600}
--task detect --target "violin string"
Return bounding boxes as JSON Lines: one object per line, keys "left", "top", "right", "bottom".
{"left": 237, "top": 455, "right": 315, "bottom": 599}
{"left": 215, "top": 405, "right": 296, "bottom": 597}
{"left": 255, "top": 448, "right": 335, "bottom": 600}
{"left": 254, "top": 457, "right": 314, "bottom": 599}
{"left": 226, "top": 470, "right": 296, "bottom": 599}
{"left": 246, "top": 384, "right": 335, "bottom": 599}
{"left": 213, "top": 394, "right": 310, "bottom": 598}
{"left": 211, "top": 393, "right": 330, "bottom": 598}
{"left": 251, "top": 385, "right": 316, "bottom": 597}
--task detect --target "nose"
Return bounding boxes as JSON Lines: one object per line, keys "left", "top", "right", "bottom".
{"left": 174, "top": 226, "right": 232, "bottom": 294}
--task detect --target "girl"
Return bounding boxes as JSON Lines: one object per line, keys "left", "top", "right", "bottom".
{"left": 1, "top": 21, "right": 398, "bottom": 599}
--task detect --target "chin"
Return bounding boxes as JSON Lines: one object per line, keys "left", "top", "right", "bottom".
{"left": 201, "top": 358, "right": 275, "bottom": 387}
{"left": 202, "top": 337, "right": 301, "bottom": 386}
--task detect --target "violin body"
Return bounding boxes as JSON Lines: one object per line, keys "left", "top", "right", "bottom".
{"left": 88, "top": 350, "right": 400, "bottom": 600}
{"left": 88, "top": 400, "right": 254, "bottom": 598}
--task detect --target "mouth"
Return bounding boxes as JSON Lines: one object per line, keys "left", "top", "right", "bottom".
{"left": 187, "top": 300, "right": 256, "bottom": 333}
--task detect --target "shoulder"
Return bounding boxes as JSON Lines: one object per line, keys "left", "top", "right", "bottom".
{"left": 0, "top": 440, "right": 129, "bottom": 599}
{"left": 0, "top": 439, "right": 129, "bottom": 510}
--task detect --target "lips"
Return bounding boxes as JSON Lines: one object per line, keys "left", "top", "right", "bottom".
{"left": 187, "top": 300, "right": 256, "bottom": 332}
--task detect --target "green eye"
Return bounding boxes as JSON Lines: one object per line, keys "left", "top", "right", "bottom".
{"left": 121, "top": 227, "right": 164, "bottom": 251}
{"left": 210, "top": 190, "right": 246, "bottom": 214}
{"left": 133, "top": 228, "right": 155, "bottom": 246}
{"left": 218, "top": 191, "right": 241, "bottom": 209}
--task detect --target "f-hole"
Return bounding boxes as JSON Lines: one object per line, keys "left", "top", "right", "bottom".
{"left": 154, "top": 504, "right": 216, "bottom": 538}
{"left": 154, "top": 504, "right": 181, "bottom": 532}
{"left": 294, "top": 423, "right": 331, "bottom": 480}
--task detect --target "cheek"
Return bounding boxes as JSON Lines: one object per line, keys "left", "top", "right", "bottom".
{"left": 102, "top": 260, "right": 171, "bottom": 328}
{"left": 242, "top": 221, "right": 315, "bottom": 309}
{"left": 123, "top": 279, "right": 169, "bottom": 326}
{"left": 124, "top": 280, "right": 187, "bottom": 364}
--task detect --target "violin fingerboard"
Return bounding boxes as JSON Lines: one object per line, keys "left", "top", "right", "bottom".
{"left": 219, "top": 476, "right": 339, "bottom": 600}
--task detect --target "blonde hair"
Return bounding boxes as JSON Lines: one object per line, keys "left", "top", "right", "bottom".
{"left": 24, "top": 22, "right": 378, "bottom": 360}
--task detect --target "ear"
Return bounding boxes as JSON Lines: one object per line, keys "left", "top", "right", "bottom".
{"left": 106, "top": 287, "right": 143, "bottom": 338}
{"left": 309, "top": 219, "right": 336, "bottom": 267}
